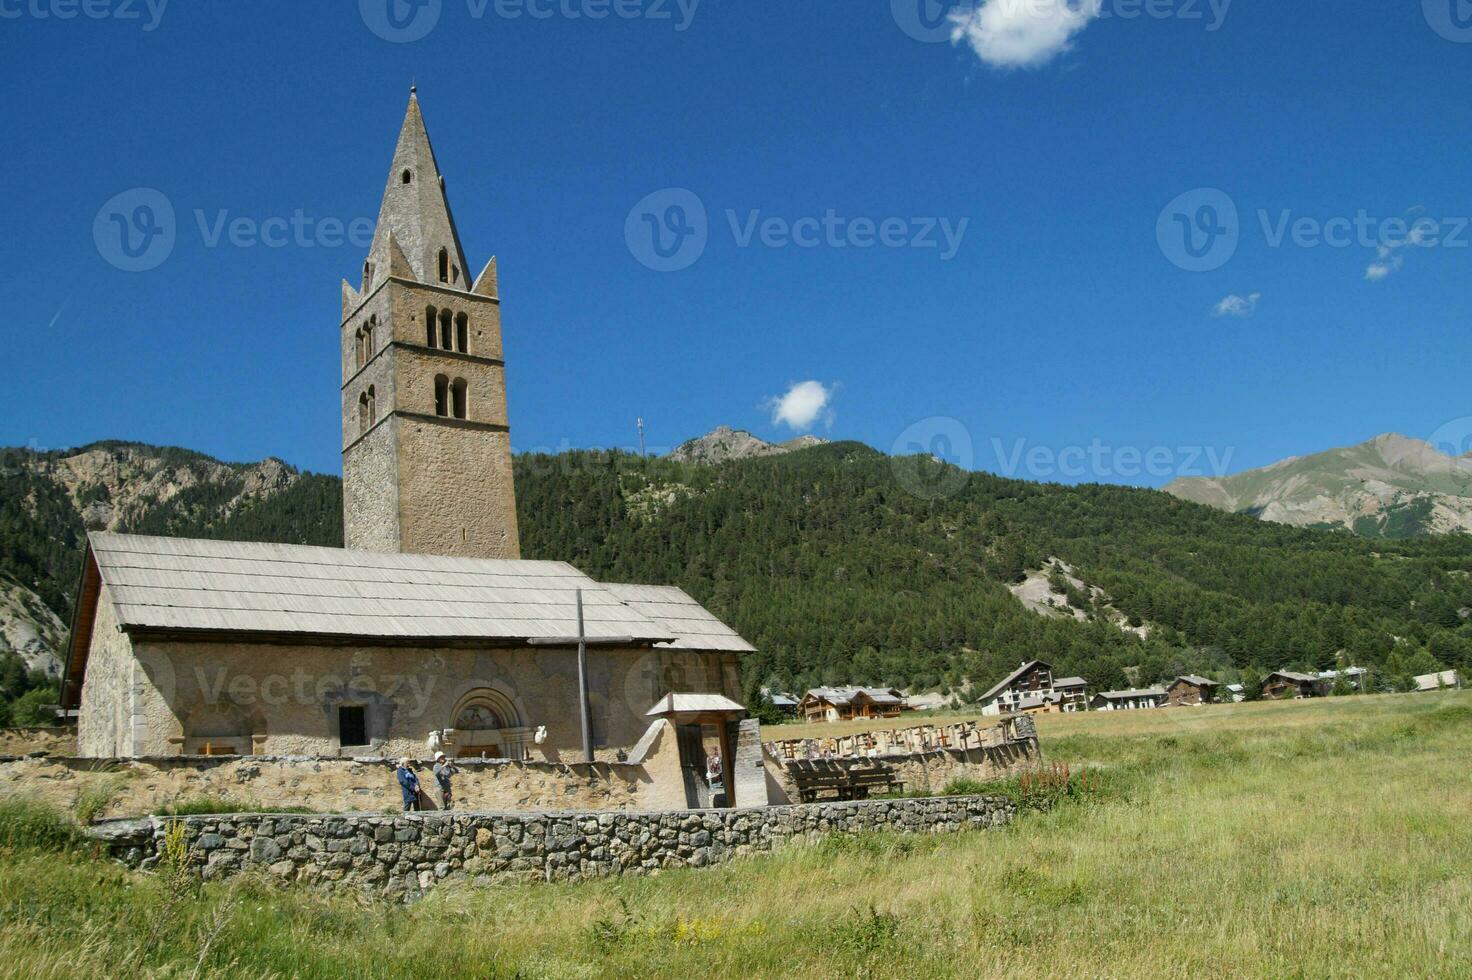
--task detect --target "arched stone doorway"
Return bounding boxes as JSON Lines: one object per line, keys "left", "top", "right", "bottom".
{"left": 446, "top": 688, "right": 531, "bottom": 760}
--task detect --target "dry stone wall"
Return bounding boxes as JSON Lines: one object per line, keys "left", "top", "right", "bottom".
{"left": 93, "top": 795, "right": 1015, "bottom": 899}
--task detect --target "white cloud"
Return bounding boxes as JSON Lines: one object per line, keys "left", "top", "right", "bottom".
{"left": 1213, "top": 292, "right": 1261, "bottom": 318}
{"left": 1364, "top": 208, "right": 1431, "bottom": 282}
{"left": 1365, "top": 254, "right": 1403, "bottom": 281}
{"left": 950, "top": 0, "right": 1102, "bottom": 70}
{"left": 768, "top": 380, "right": 835, "bottom": 432}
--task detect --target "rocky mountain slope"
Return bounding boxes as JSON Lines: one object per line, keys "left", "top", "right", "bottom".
{"left": 1164, "top": 434, "right": 1472, "bottom": 538}
{"left": 0, "top": 575, "right": 65, "bottom": 677}
{"left": 0, "top": 442, "right": 328, "bottom": 678}
{"left": 668, "top": 426, "right": 826, "bottom": 465}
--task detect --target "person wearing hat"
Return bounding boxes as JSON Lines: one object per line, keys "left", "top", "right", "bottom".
{"left": 432, "top": 751, "right": 456, "bottom": 811}
{"left": 395, "top": 757, "right": 421, "bottom": 812}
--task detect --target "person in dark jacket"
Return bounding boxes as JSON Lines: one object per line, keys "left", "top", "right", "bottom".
{"left": 395, "top": 757, "right": 420, "bottom": 812}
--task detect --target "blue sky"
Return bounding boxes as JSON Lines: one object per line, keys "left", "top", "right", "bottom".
{"left": 2, "top": 0, "right": 1469, "bottom": 486}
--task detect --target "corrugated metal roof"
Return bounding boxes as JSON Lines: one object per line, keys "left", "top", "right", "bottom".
{"left": 88, "top": 532, "right": 675, "bottom": 644}
{"left": 601, "top": 583, "right": 755, "bottom": 652}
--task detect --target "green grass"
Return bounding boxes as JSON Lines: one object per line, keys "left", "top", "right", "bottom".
{"left": 1, "top": 693, "right": 1470, "bottom": 978}
{"left": 0, "top": 797, "right": 91, "bottom": 853}
{"left": 157, "top": 797, "right": 316, "bottom": 817}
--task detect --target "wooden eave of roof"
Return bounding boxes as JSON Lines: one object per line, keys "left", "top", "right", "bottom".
{"left": 60, "top": 547, "right": 101, "bottom": 710}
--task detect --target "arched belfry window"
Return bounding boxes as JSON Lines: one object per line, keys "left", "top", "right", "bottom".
{"left": 358, "top": 391, "right": 370, "bottom": 434}
{"left": 455, "top": 313, "right": 469, "bottom": 353}
{"left": 401, "top": 169, "right": 412, "bottom": 184}
{"left": 366, "top": 385, "right": 376, "bottom": 426}
{"left": 363, "top": 316, "right": 375, "bottom": 360}
{"left": 451, "top": 378, "right": 468, "bottom": 420}
{"left": 434, "top": 375, "right": 450, "bottom": 417}
{"left": 439, "top": 309, "right": 453, "bottom": 350}
{"left": 362, "top": 261, "right": 373, "bottom": 292}
{"left": 438, "top": 248, "right": 449, "bottom": 284}
{"left": 425, "top": 305, "right": 438, "bottom": 347}
{"left": 353, "top": 328, "right": 365, "bottom": 371}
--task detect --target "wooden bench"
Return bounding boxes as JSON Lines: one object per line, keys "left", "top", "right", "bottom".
{"left": 787, "top": 759, "right": 905, "bottom": 802}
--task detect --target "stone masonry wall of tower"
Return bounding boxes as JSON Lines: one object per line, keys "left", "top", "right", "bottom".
{"left": 340, "top": 92, "right": 521, "bottom": 560}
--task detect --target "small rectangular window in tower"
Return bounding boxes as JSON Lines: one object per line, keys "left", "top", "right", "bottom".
{"left": 339, "top": 705, "right": 367, "bottom": 747}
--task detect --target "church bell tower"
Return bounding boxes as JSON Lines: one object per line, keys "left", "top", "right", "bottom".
{"left": 340, "top": 89, "right": 520, "bottom": 560}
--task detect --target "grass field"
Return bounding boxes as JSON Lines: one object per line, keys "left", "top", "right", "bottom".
{"left": 2, "top": 693, "right": 1470, "bottom": 978}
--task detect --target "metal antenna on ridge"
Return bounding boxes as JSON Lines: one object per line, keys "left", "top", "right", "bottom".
{"left": 637, "top": 417, "right": 647, "bottom": 458}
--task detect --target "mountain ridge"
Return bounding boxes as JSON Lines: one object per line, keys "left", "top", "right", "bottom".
{"left": 667, "top": 426, "right": 827, "bottom": 465}
{"left": 1165, "top": 433, "right": 1472, "bottom": 538}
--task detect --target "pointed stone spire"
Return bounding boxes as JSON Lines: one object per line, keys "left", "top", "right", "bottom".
{"left": 361, "top": 91, "right": 470, "bottom": 294}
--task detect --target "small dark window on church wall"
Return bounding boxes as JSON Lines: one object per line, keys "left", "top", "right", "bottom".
{"left": 452, "top": 378, "right": 468, "bottom": 420}
{"left": 366, "top": 385, "right": 376, "bottom": 425}
{"left": 455, "top": 313, "right": 468, "bottom": 353}
{"left": 438, "top": 248, "right": 449, "bottom": 283}
{"left": 358, "top": 393, "right": 369, "bottom": 435}
{"left": 362, "top": 261, "right": 373, "bottom": 292}
{"left": 425, "top": 305, "right": 437, "bottom": 347}
{"left": 339, "top": 705, "right": 367, "bottom": 747}
{"left": 401, "top": 169, "right": 412, "bottom": 184}
{"left": 439, "top": 309, "right": 453, "bottom": 350}
{"left": 434, "top": 375, "right": 450, "bottom": 417}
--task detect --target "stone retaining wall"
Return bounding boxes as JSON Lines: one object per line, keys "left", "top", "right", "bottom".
{"left": 92, "top": 795, "right": 1016, "bottom": 899}
{"left": 0, "top": 727, "right": 76, "bottom": 756}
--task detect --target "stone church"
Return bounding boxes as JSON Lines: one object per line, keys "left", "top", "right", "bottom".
{"left": 60, "top": 93, "right": 754, "bottom": 782}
